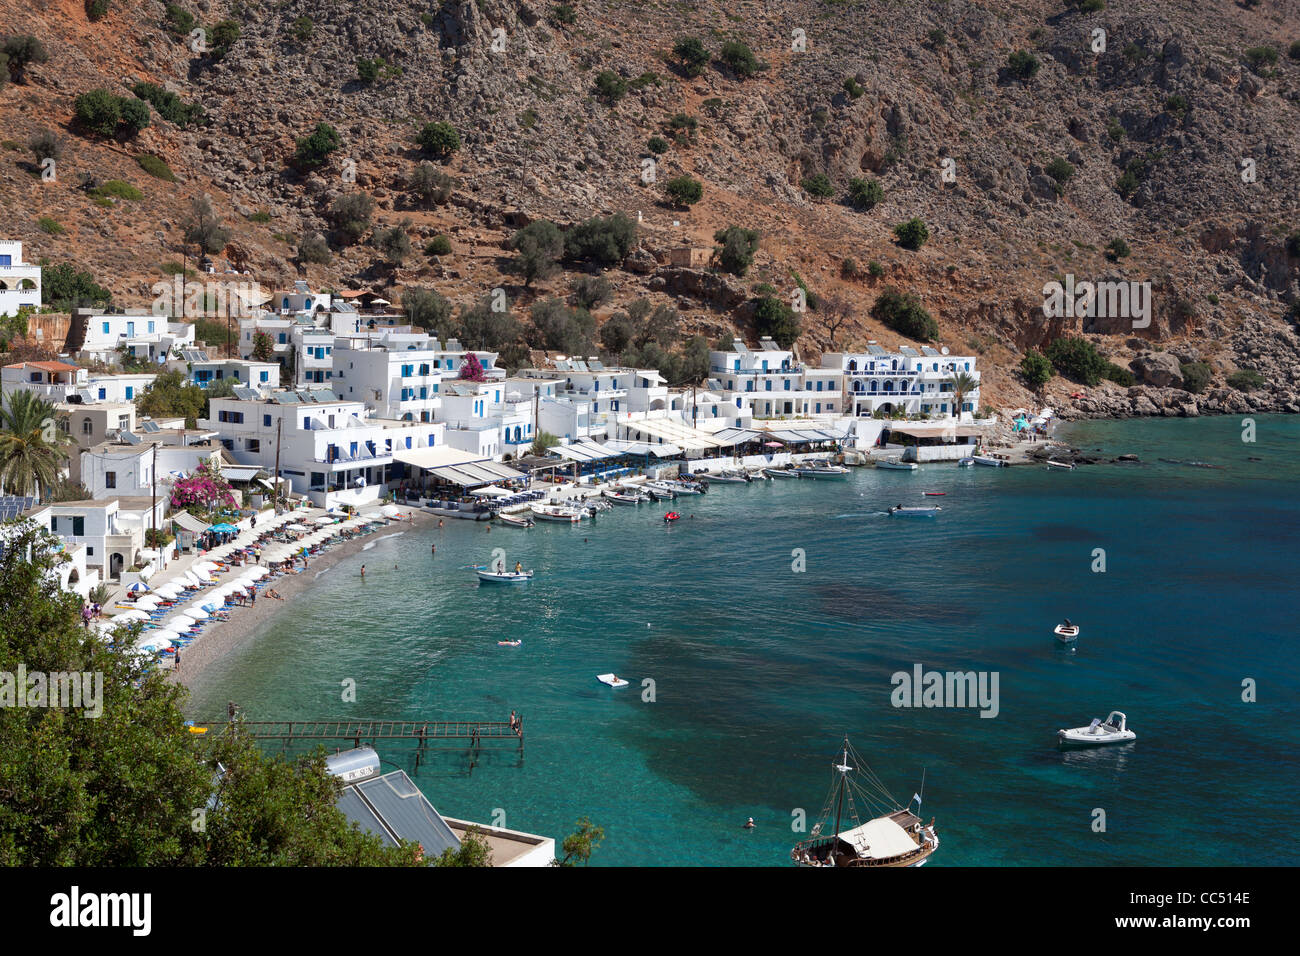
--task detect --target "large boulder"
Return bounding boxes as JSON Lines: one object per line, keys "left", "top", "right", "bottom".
{"left": 1129, "top": 351, "right": 1184, "bottom": 388}
{"left": 655, "top": 267, "right": 748, "bottom": 310}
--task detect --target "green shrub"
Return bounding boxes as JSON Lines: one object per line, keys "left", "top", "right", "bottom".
{"left": 247, "top": 210, "right": 272, "bottom": 223}
{"left": 417, "top": 121, "right": 460, "bottom": 159}
{"left": 136, "top": 154, "right": 176, "bottom": 181}
{"left": 1078, "top": 0, "right": 1105, "bottom": 11}
{"left": 425, "top": 235, "right": 452, "bottom": 256}
{"left": 893, "top": 218, "right": 930, "bottom": 251}
{"left": 209, "top": 20, "right": 241, "bottom": 60}
{"left": 1103, "top": 363, "right": 1135, "bottom": 386}
{"left": 73, "top": 89, "right": 122, "bottom": 138}
{"left": 843, "top": 77, "right": 864, "bottom": 99}
{"left": 752, "top": 295, "right": 801, "bottom": 348}
{"left": 1044, "top": 336, "right": 1110, "bottom": 385}
{"left": 1105, "top": 238, "right": 1131, "bottom": 261}
{"left": 290, "top": 16, "right": 314, "bottom": 42}
{"left": 848, "top": 177, "right": 883, "bottom": 210}
{"left": 564, "top": 213, "right": 638, "bottom": 266}
{"left": 595, "top": 70, "right": 628, "bottom": 103}
{"left": 720, "top": 40, "right": 760, "bottom": 78}
{"left": 1020, "top": 349, "right": 1053, "bottom": 387}
{"left": 713, "top": 226, "right": 760, "bottom": 277}
{"left": 132, "top": 82, "right": 204, "bottom": 127}
{"left": 330, "top": 192, "right": 375, "bottom": 245}
{"left": 293, "top": 122, "right": 342, "bottom": 169}
{"left": 28, "top": 129, "right": 61, "bottom": 163}
{"left": 802, "top": 173, "right": 834, "bottom": 198}
{"left": 374, "top": 221, "right": 413, "bottom": 265}
{"left": 90, "top": 179, "right": 144, "bottom": 201}
{"left": 665, "top": 176, "right": 703, "bottom": 207}
{"left": 163, "top": 4, "right": 194, "bottom": 35}
{"left": 840, "top": 258, "right": 859, "bottom": 279}
{"left": 38, "top": 217, "right": 66, "bottom": 235}
{"left": 1226, "top": 368, "right": 1264, "bottom": 391}
{"left": 1179, "top": 361, "right": 1212, "bottom": 394}
{"left": 647, "top": 135, "right": 669, "bottom": 154}
{"left": 509, "top": 220, "right": 564, "bottom": 286}
{"left": 297, "top": 233, "right": 332, "bottom": 264}
{"left": 551, "top": 4, "right": 577, "bottom": 26}
{"left": 1045, "top": 157, "right": 1074, "bottom": 192}
{"left": 2, "top": 36, "right": 49, "bottom": 85}
{"left": 408, "top": 162, "right": 455, "bottom": 205}
{"left": 119, "top": 97, "right": 150, "bottom": 137}
{"left": 1164, "top": 94, "right": 1189, "bottom": 116}
{"left": 1007, "top": 50, "right": 1040, "bottom": 81}
{"left": 927, "top": 28, "right": 946, "bottom": 47}
{"left": 672, "top": 37, "right": 710, "bottom": 77}
{"left": 871, "top": 288, "right": 938, "bottom": 341}
{"left": 86, "top": 0, "right": 111, "bottom": 22}
{"left": 1290, "top": 40, "right": 1300, "bottom": 61}
{"left": 571, "top": 275, "right": 613, "bottom": 310}
{"left": 1244, "top": 46, "right": 1278, "bottom": 72}
{"left": 1106, "top": 118, "right": 1125, "bottom": 142}
{"left": 868, "top": 260, "right": 885, "bottom": 278}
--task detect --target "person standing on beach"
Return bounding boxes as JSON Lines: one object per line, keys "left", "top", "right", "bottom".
{"left": 360, "top": 565, "right": 365, "bottom": 579}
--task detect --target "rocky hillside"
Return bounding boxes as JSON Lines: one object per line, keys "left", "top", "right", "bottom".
{"left": 3, "top": 0, "right": 1300, "bottom": 415}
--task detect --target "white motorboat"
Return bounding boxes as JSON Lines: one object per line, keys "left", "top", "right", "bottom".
{"left": 705, "top": 471, "right": 750, "bottom": 484}
{"left": 746, "top": 468, "right": 772, "bottom": 481}
{"left": 495, "top": 512, "right": 535, "bottom": 528}
{"left": 530, "top": 503, "right": 583, "bottom": 523}
{"left": 889, "top": 505, "right": 941, "bottom": 517}
{"left": 665, "top": 479, "right": 706, "bottom": 494}
{"left": 792, "top": 461, "right": 851, "bottom": 479}
{"left": 602, "top": 488, "right": 643, "bottom": 505}
{"left": 876, "top": 458, "right": 918, "bottom": 471}
{"left": 958, "top": 457, "right": 975, "bottom": 468}
{"left": 596, "top": 673, "right": 629, "bottom": 688}
{"left": 1045, "top": 459, "right": 1075, "bottom": 471}
{"left": 1054, "top": 621, "right": 1080, "bottom": 643}
{"left": 766, "top": 467, "right": 799, "bottom": 479}
{"left": 475, "top": 568, "right": 534, "bottom": 584}
{"left": 1058, "top": 711, "right": 1136, "bottom": 748}
{"left": 971, "top": 455, "right": 1005, "bottom": 467}
{"left": 643, "top": 482, "right": 676, "bottom": 501}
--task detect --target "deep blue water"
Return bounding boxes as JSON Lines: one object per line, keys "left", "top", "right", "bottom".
{"left": 187, "top": 416, "right": 1299, "bottom": 865}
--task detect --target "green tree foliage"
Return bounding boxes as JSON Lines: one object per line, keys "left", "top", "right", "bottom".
{"left": 665, "top": 175, "right": 703, "bottom": 207}
{"left": 531, "top": 298, "right": 596, "bottom": 354}
{"left": 509, "top": 220, "right": 564, "bottom": 287}
{"left": 403, "top": 288, "right": 454, "bottom": 338}
{"left": 531, "top": 429, "right": 560, "bottom": 456}
{"left": 1226, "top": 368, "right": 1264, "bottom": 391}
{"left": 118, "top": 97, "right": 150, "bottom": 137}
{"left": 41, "top": 262, "right": 111, "bottom": 311}
{"left": 1007, "top": 50, "right": 1041, "bottom": 81}
{"left": 1179, "top": 361, "right": 1213, "bottom": 394}
{"left": 408, "top": 162, "right": 455, "bottom": 206}
{"left": 1043, "top": 336, "right": 1111, "bottom": 386}
{"left": 647, "top": 135, "right": 669, "bottom": 154}
{"left": 290, "top": 16, "right": 314, "bottom": 42}
{"left": 752, "top": 295, "right": 802, "bottom": 349}
{"left": 134, "top": 369, "right": 207, "bottom": 427}
{"left": 0, "top": 392, "right": 74, "bottom": 497}
{"left": 182, "top": 196, "right": 231, "bottom": 256}
{"left": 417, "top": 121, "right": 461, "bottom": 160}
{"left": 251, "top": 330, "right": 275, "bottom": 362}
{"left": 553, "top": 817, "right": 605, "bottom": 865}
{"left": 1044, "top": 157, "right": 1074, "bottom": 193}
{"left": 893, "top": 218, "right": 930, "bottom": 251}
{"left": 563, "top": 213, "right": 637, "bottom": 267}
{"left": 374, "top": 220, "right": 413, "bottom": 265}
{"left": 131, "top": 82, "right": 205, "bottom": 127}
{"left": 1020, "top": 349, "right": 1054, "bottom": 387}
{"left": 672, "top": 37, "right": 711, "bottom": 77}
{"left": 28, "top": 129, "right": 62, "bottom": 163}
{"left": 330, "top": 193, "right": 375, "bottom": 246}
{"left": 297, "top": 232, "right": 332, "bottom": 265}
{"left": 457, "top": 297, "right": 524, "bottom": 354}
{"left": 571, "top": 275, "right": 613, "bottom": 310}
{"left": 73, "top": 89, "right": 122, "bottom": 138}
{"left": 209, "top": 20, "right": 241, "bottom": 61}
{"left": 293, "top": 122, "right": 342, "bottom": 169}
{"left": 3, "top": 35, "right": 49, "bottom": 84}
{"left": 871, "top": 288, "right": 939, "bottom": 341}
{"left": 713, "top": 226, "right": 760, "bottom": 277}
{"left": 163, "top": 4, "right": 195, "bottom": 35}
{"left": 594, "top": 70, "right": 628, "bottom": 103}
{"left": 1105, "top": 237, "right": 1131, "bottom": 261}
{"left": 848, "top": 177, "right": 883, "bottom": 210}
{"left": 802, "top": 173, "right": 834, "bottom": 198}
{"left": 433, "top": 827, "right": 493, "bottom": 866}
{"left": 425, "top": 235, "right": 452, "bottom": 256}
{"left": 720, "top": 40, "right": 760, "bottom": 78}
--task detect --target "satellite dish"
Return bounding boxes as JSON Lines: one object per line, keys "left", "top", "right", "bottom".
{"left": 940, "top": 347, "right": 949, "bottom": 355}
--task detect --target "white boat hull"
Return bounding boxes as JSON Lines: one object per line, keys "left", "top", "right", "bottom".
{"left": 876, "top": 461, "right": 918, "bottom": 471}
{"left": 1058, "top": 728, "right": 1136, "bottom": 748}
{"left": 476, "top": 570, "right": 533, "bottom": 584}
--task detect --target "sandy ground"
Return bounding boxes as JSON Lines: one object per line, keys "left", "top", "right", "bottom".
{"left": 169, "top": 510, "right": 435, "bottom": 688}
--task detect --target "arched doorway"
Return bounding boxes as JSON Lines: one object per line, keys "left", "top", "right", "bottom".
{"left": 109, "top": 552, "right": 124, "bottom": 579}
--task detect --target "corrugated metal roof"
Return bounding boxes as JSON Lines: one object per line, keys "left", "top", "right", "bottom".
{"left": 338, "top": 771, "right": 461, "bottom": 856}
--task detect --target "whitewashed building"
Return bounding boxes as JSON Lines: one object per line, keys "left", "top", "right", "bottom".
{"left": 77, "top": 311, "right": 195, "bottom": 365}
{"left": 822, "top": 344, "right": 980, "bottom": 418}
{"left": 331, "top": 334, "right": 445, "bottom": 422}
{"left": 708, "top": 338, "right": 844, "bottom": 420}
{"left": 0, "top": 240, "right": 41, "bottom": 317}
{"left": 24, "top": 496, "right": 167, "bottom": 582}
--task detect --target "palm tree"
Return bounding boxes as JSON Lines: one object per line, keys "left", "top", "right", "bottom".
{"left": 0, "top": 391, "right": 75, "bottom": 498}
{"left": 950, "top": 371, "right": 978, "bottom": 419}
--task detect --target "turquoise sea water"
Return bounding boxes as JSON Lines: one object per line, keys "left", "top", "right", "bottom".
{"left": 186, "top": 416, "right": 1299, "bottom": 866}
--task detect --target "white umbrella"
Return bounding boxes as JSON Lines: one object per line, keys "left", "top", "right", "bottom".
{"left": 149, "top": 627, "right": 181, "bottom": 643}
{"left": 191, "top": 567, "right": 212, "bottom": 582}
{"left": 246, "top": 566, "right": 270, "bottom": 579}
{"left": 134, "top": 595, "right": 162, "bottom": 611}
{"left": 154, "top": 583, "right": 184, "bottom": 598}
{"left": 135, "top": 635, "right": 173, "bottom": 652}
{"left": 114, "top": 609, "right": 149, "bottom": 622}
{"left": 183, "top": 605, "right": 210, "bottom": 619}
{"left": 314, "top": 516, "right": 336, "bottom": 525}
{"left": 165, "top": 613, "right": 197, "bottom": 630}
{"left": 195, "top": 561, "right": 220, "bottom": 572}
{"left": 285, "top": 523, "right": 309, "bottom": 531}
{"left": 380, "top": 505, "right": 405, "bottom": 519}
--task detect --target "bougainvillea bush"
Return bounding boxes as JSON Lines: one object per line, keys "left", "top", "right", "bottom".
{"left": 169, "top": 459, "right": 236, "bottom": 517}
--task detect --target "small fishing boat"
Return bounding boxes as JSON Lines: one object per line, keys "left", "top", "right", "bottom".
{"left": 530, "top": 503, "right": 583, "bottom": 523}
{"left": 971, "top": 455, "right": 1005, "bottom": 468}
{"left": 791, "top": 737, "right": 939, "bottom": 868}
{"left": 958, "top": 457, "right": 975, "bottom": 468}
{"left": 643, "top": 482, "right": 677, "bottom": 501}
{"left": 602, "top": 488, "right": 643, "bottom": 505}
{"left": 889, "top": 505, "right": 941, "bottom": 517}
{"left": 746, "top": 468, "right": 772, "bottom": 481}
{"left": 664, "top": 479, "right": 705, "bottom": 495}
{"left": 923, "top": 491, "right": 946, "bottom": 497}
{"left": 1054, "top": 621, "right": 1080, "bottom": 643}
{"left": 766, "top": 467, "right": 799, "bottom": 479}
{"left": 1058, "top": 711, "right": 1136, "bottom": 748}
{"left": 497, "top": 639, "right": 522, "bottom": 647}
{"left": 476, "top": 568, "right": 534, "bottom": 584}
{"left": 496, "top": 512, "right": 535, "bottom": 528}
{"left": 663, "top": 511, "right": 681, "bottom": 523}
{"left": 792, "top": 461, "right": 851, "bottom": 479}
{"left": 876, "top": 458, "right": 918, "bottom": 471}
{"left": 1045, "top": 460, "right": 1075, "bottom": 471}
{"left": 596, "top": 673, "right": 629, "bottom": 688}
{"left": 706, "top": 471, "right": 750, "bottom": 484}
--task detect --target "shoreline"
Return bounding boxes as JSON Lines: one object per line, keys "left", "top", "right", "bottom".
{"left": 170, "top": 509, "right": 435, "bottom": 691}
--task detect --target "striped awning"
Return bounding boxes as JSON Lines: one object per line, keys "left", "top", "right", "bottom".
{"left": 427, "top": 460, "right": 525, "bottom": 487}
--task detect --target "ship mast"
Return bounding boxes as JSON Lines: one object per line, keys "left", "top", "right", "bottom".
{"left": 831, "top": 737, "right": 851, "bottom": 864}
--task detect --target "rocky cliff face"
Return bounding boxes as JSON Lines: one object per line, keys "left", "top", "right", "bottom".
{"left": 2, "top": 0, "right": 1299, "bottom": 415}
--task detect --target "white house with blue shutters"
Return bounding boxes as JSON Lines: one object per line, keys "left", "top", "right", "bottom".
{"left": 821, "top": 344, "right": 980, "bottom": 418}
{"left": 78, "top": 311, "right": 196, "bottom": 365}
{"left": 0, "top": 240, "right": 41, "bottom": 317}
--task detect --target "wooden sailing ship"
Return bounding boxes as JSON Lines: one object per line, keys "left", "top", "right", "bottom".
{"left": 790, "top": 737, "right": 939, "bottom": 868}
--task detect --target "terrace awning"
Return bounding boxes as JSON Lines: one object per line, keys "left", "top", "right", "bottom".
{"left": 710, "top": 428, "right": 765, "bottom": 447}
{"left": 620, "top": 418, "right": 727, "bottom": 450}
{"left": 172, "top": 511, "right": 208, "bottom": 534}
{"left": 602, "top": 439, "right": 682, "bottom": 457}
{"left": 392, "top": 445, "right": 484, "bottom": 471}
{"left": 426, "top": 460, "right": 526, "bottom": 488}
{"left": 546, "top": 440, "right": 620, "bottom": 462}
